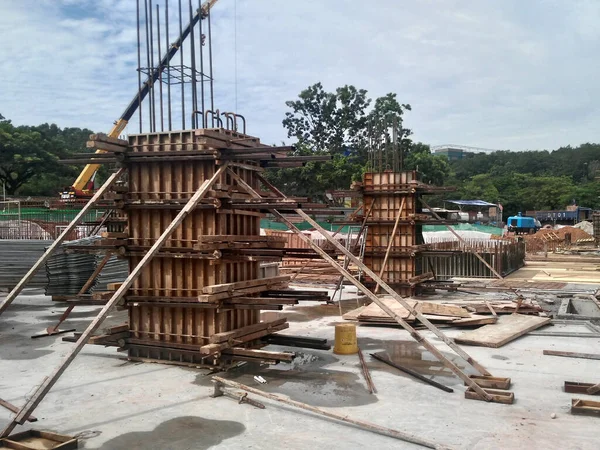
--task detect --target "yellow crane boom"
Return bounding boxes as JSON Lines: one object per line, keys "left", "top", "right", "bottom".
{"left": 63, "top": 0, "right": 220, "bottom": 199}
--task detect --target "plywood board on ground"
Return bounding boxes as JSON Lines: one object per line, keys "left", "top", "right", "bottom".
{"left": 342, "top": 305, "right": 367, "bottom": 321}
{"left": 489, "top": 280, "right": 567, "bottom": 290}
{"left": 354, "top": 297, "right": 469, "bottom": 323}
{"left": 357, "top": 298, "right": 417, "bottom": 321}
{"left": 455, "top": 314, "right": 551, "bottom": 348}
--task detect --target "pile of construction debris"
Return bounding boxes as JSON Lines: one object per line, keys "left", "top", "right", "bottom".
{"left": 524, "top": 226, "right": 594, "bottom": 253}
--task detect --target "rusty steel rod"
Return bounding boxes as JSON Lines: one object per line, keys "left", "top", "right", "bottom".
{"left": 370, "top": 353, "right": 454, "bottom": 393}
{"left": 165, "top": 0, "right": 172, "bottom": 130}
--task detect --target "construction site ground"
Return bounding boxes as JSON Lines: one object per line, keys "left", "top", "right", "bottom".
{"left": 2, "top": 266, "right": 599, "bottom": 450}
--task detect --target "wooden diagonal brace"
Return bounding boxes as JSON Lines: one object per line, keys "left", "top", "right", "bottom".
{"left": 0, "top": 164, "right": 229, "bottom": 438}
{"left": 227, "top": 169, "right": 493, "bottom": 402}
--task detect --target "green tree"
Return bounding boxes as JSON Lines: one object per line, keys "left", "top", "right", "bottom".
{"left": 404, "top": 142, "right": 450, "bottom": 185}
{"left": 282, "top": 83, "right": 371, "bottom": 155}
{"left": 0, "top": 116, "right": 94, "bottom": 196}
{"left": 0, "top": 118, "right": 62, "bottom": 194}
{"left": 459, "top": 173, "right": 499, "bottom": 200}
{"left": 271, "top": 83, "right": 414, "bottom": 200}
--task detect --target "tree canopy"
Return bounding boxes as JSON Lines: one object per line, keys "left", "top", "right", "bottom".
{"left": 0, "top": 115, "right": 93, "bottom": 196}
{"left": 447, "top": 144, "right": 600, "bottom": 216}
{"left": 267, "top": 83, "right": 449, "bottom": 201}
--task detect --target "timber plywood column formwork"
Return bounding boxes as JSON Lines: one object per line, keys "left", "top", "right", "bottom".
{"left": 360, "top": 170, "right": 437, "bottom": 296}
{"left": 122, "top": 129, "right": 286, "bottom": 366}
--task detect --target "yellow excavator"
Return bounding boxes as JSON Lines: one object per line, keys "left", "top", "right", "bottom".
{"left": 60, "top": 0, "right": 220, "bottom": 200}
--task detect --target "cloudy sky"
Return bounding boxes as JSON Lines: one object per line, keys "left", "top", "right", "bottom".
{"left": 1, "top": 0, "right": 599, "bottom": 151}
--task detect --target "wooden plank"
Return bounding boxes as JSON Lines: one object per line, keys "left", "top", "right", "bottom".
{"left": 543, "top": 350, "right": 600, "bottom": 360}
{"left": 455, "top": 314, "right": 551, "bottom": 348}
{"left": 357, "top": 298, "right": 416, "bottom": 321}
{"left": 221, "top": 347, "right": 295, "bottom": 362}
{"left": 0, "top": 429, "right": 77, "bottom": 450}
{"left": 465, "top": 387, "right": 514, "bottom": 404}
{"left": 87, "top": 140, "right": 129, "bottom": 153}
{"left": 450, "top": 315, "right": 498, "bottom": 327}
{"left": 564, "top": 381, "right": 600, "bottom": 394}
{"left": 342, "top": 305, "right": 367, "bottom": 321}
{"left": 198, "top": 235, "right": 288, "bottom": 243}
{"left": 201, "top": 275, "right": 290, "bottom": 294}
{"left": 571, "top": 398, "right": 600, "bottom": 416}
{"left": 200, "top": 323, "right": 289, "bottom": 354}
{"left": 357, "top": 298, "right": 470, "bottom": 322}
{"left": 89, "top": 132, "right": 129, "bottom": 146}
{"left": 103, "top": 324, "right": 129, "bottom": 334}
{"left": 209, "top": 318, "right": 287, "bottom": 343}
{"left": 197, "top": 282, "right": 289, "bottom": 302}
{"left": 466, "top": 375, "right": 511, "bottom": 390}
{"left": 100, "top": 231, "right": 129, "bottom": 239}
{"left": 588, "top": 381, "right": 600, "bottom": 395}
{"left": 0, "top": 399, "right": 37, "bottom": 422}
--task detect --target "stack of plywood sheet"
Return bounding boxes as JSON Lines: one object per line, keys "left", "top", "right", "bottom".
{"left": 343, "top": 297, "right": 545, "bottom": 328}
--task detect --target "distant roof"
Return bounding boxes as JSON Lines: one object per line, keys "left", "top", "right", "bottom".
{"left": 447, "top": 200, "right": 497, "bottom": 207}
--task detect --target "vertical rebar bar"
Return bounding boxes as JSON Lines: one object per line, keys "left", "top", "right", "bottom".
{"left": 188, "top": 0, "right": 198, "bottom": 128}
{"left": 234, "top": 0, "right": 237, "bottom": 113}
{"left": 166, "top": 0, "right": 172, "bottom": 131}
{"left": 144, "top": 0, "right": 152, "bottom": 131}
{"left": 208, "top": 9, "right": 214, "bottom": 125}
{"left": 392, "top": 116, "right": 398, "bottom": 172}
{"left": 198, "top": 0, "right": 205, "bottom": 127}
{"left": 178, "top": 0, "right": 185, "bottom": 129}
{"left": 149, "top": 0, "right": 156, "bottom": 132}
{"left": 157, "top": 4, "right": 164, "bottom": 132}
{"left": 136, "top": 0, "right": 143, "bottom": 133}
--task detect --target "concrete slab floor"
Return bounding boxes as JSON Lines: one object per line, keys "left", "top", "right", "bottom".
{"left": 1, "top": 288, "right": 599, "bottom": 449}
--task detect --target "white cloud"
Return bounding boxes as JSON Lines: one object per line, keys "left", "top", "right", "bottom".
{"left": 1, "top": 0, "right": 600, "bottom": 151}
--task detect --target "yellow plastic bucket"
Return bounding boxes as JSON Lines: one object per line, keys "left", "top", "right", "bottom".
{"left": 333, "top": 323, "right": 358, "bottom": 355}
